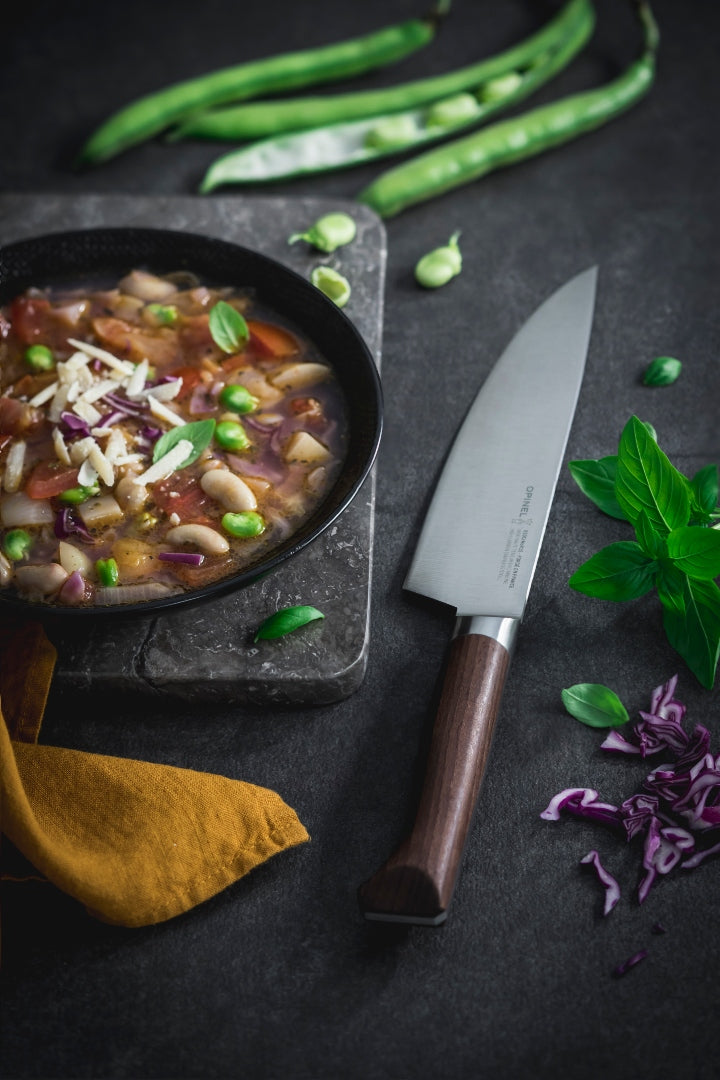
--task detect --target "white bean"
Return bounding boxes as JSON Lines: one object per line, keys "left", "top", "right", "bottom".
{"left": 15, "top": 563, "right": 69, "bottom": 597}
{"left": 200, "top": 469, "right": 257, "bottom": 512}
{"left": 165, "top": 523, "right": 229, "bottom": 554}
{"left": 58, "top": 541, "right": 93, "bottom": 576}
{"left": 115, "top": 475, "right": 149, "bottom": 514}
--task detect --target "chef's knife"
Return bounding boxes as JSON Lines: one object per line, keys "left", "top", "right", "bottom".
{"left": 358, "top": 266, "right": 598, "bottom": 926}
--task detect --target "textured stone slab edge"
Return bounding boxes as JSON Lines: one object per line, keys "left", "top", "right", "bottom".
{"left": 0, "top": 194, "right": 386, "bottom": 705}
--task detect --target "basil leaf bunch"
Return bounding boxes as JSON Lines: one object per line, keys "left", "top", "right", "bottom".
{"left": 569, "top": 416, "right": 720, "bottom": 688}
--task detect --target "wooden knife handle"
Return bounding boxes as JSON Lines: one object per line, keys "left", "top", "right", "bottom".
{"left": 358, "top": 629, "right": 513, "bottom": 925}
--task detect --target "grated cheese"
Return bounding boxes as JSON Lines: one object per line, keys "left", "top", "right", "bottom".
{"left": 132, "top": 439, "right": 193, "bottom": 485}
{"left": 67, "top": 338, "right": 135, "bottom": 376}
{"left": 29, "top": 380, "right": 59, "bottom": 407}
{"left": 148, "top": 396, "right": 185, "bottom": 427}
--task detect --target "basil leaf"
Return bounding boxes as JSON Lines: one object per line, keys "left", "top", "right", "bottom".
{"left": 569, "top": 541, "right": 657, "bottom": 601}
{"left": 666, "top": 525, "right": 720, "bottom": 580}
{"left": 690, "top": 464, "right": 719, "bottom": 518}
{"left": 635, "top": 509, "right": 667, "bottom": 560}
{"left": 153, "top": 419, "right": 216, "bottom": 470}
{"left": 642, "top": 355, "right": 682, "bottom": 387}
{"left": 561, "top": 683, "right": 629, "bottom": 728}
{"left": 658, "top": 570, "right": 720, "bottom": 689}
{"left": 254, "top": 605, "right": 325, "bottom": 642}
{"left": 209, "top": 301, "right": 250, "bottom": 354}
{"left": 615, "top": 416, "right": 691, "bottom": 535}
{"left": 568, "top": 457, "right": 627, "bottom": 520}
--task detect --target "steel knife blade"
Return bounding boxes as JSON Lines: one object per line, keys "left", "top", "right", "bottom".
{"left": 358, "top": 266, "right": 598, "bottom": 926}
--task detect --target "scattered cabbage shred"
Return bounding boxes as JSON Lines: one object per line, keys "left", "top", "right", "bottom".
{"left": 542, "top": 676, "right": 720, "bottom": 907}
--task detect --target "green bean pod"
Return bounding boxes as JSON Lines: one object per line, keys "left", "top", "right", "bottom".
{"left": 359, "top": 0, "right": 659, "bottom": 218}
{"left": 177, "top": 0, "right": 592, "bottom": 144}
{"left": 199, "top": 0, "right": 594, "bottom": 192}
{"left": 78, "top": 2, "right": 450, "bottom": 166}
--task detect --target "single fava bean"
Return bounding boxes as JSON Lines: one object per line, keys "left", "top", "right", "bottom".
{"left": 288, "top": 212, "right": 356, "bottom": 253}
{"left": 311, "top": 266, "right": 351, "bottom": 308}
{"left": 414, "top": 231, "right": 462, "bottom": 288}
{"left": 222, "top": 511, "right": 266, "bottom": 538}
{"left": 215, "top": 419, "right": 251, "bottom": 451}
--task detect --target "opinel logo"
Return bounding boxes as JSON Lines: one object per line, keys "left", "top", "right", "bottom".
{"left": 512, "top": 485, "right": 535, "bottom": 525}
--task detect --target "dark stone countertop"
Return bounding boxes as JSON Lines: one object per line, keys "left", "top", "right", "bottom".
{"left": 2, "top": 2, "right": 719, "bottom": 1078}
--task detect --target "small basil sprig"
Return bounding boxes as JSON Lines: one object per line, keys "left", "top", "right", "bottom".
{"left": 153, "top": 419, "right": 216, "bottom": 469}
{"left": 569, "top": 416, "right": 720, "bottom": 688}
{"left": 254, "top": 605, "right": 324, "bottom": 641}
{"left": 209, "top": 300, "right": 250, "bottom": 353}
{"left": 561, "top": 684, "right": 629, "bottom": 728}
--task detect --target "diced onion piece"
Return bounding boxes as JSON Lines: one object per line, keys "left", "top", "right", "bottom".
{"left": 94, "top": 582, "right": 178, "bottom": 606}
{"left": 67, "top": 338, "right": 135, "bottom": 376}
{"left": 77, "top": 494, "right": 124, "bottom": 528}
{"left": 125, "top": 358, "right": 149, "bottom": 399}
{"left": 307, "top": 466, "right": 328, "bottom": 495}
{"left": 118, "top": 270, "right": 177, "bottom": 302}
{"left": 53, "top": 427, "right": 72, "bottom": 466}
{"left": 132, "top": 439, "right": 193, "bottom": 485}
{"left": 3, "top": 440, "right": 26, "bottom": 493}
{"left": 28, "top": 380, "right": 59, "bottom": 407}
{"left": 148, "top": 396, "right": 185, "bottom": 427}
{"left": 58, "top": 569, "right": 89, "bottom": 606}
{"left": 269, "top": 362, "right": 331, "bottom": 392}
{"left": 283, "top": 431, "right": 332, "bottom": 464}
{"left": 0, "top": 492, "right": 54, "bottom": 527}
{"left": 58, "top": 540, "right": 93, "bottom": 576}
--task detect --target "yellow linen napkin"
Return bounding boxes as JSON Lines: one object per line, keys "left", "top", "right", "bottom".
{"left": 0, "top": 620, "right": 309, "bottom": 927}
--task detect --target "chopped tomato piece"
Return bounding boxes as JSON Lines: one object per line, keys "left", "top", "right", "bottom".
{"left": 169, "top": 365, "right": 204, "bottom": 402}
{"left": 152, "top": 472, "right": 214, "bottom": 526}
{"left": 247, "top": 320, "right": 299, "bottom": 358}
{"left": 26, "top": 462, "right": 80, "bottom": 499}
{"left": 179, "top": 315, "right": 224, "bottom": 360}
{"left": 290, "top": 397, "right": 324, "bottom": 421}
{"left": 92, "top": 317, "right": 179, "bottom": 368}
{"left": 0, "top": 396, "right": 43, "bottom": 436}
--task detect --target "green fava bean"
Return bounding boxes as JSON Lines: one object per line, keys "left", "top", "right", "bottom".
{"left": 24, "top": 344, "right": 55, "bottom": 371}
{"left": 222, "top": 511, "right": 266, "bottom": 538}
{"left": 311, "top": 266, "right": 351, "bottom": 308}
{"left": 219, "top": 384, "right": 258, "bottom": 414}
{"left": 414, "top": 231, "right": 462, "bottom": 288}
{"left": 58, "top": 485, "right": 100, "bottom": 504}
{"left": 3, "top": 528, "right": 32, "bottom": 561}
{"left": 215, "top": 420, "right": 250, "bottom": 451}
{"left": 288, "top": 212, "right": 356, "bottom": 253}
{"left": 96, "top": 557, "right": 119, "bottom": 587}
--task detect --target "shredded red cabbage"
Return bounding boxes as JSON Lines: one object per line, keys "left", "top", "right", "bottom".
{"left": 613, "top": 949, "right": 647, "bottom": 977}
{"left": 158, "top": 552, "right": 205, "bottom": 566}
{"left": 102, "top": 392, "right": 147, "bottom": 416}
{"left": 580, "top": 850, "right": 620, "bottom": 915}
{"left": 542, "top": 676, "right": 720, "bottom": 909}
{"left": 60, "top": 411, "right": 91, "bottom": 439}
{"left": 54, "top": 508, "right": 95, "bottom": 544}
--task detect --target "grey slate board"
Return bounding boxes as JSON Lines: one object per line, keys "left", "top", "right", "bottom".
{"left": 0, "top": 193, "right": 385, "bottom": 704}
